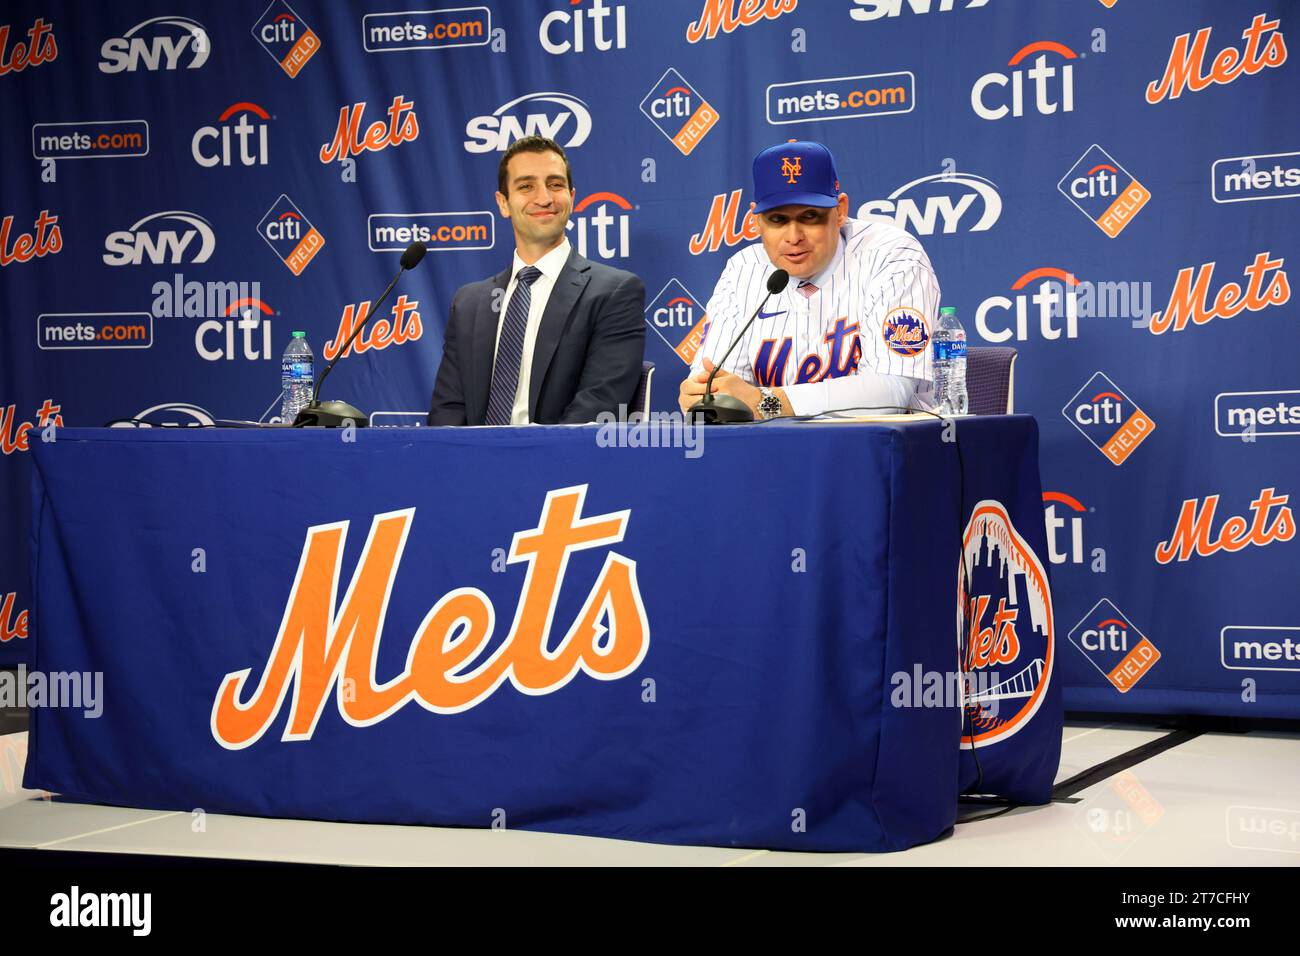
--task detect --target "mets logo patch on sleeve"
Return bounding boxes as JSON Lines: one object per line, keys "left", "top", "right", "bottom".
{"left": 882, "top": 307, "right": 930, "bottom": 357}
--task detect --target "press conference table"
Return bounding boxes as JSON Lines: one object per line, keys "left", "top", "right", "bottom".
{"left": 25, "top": 417, "right": 1060, "bottom": 853}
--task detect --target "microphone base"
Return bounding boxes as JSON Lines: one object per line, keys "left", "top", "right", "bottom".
{"left": 688, "top": 394, "right": 755, "bottom": 425}
{"left": 293, "top": 400, "right": 369, "bottom": 428}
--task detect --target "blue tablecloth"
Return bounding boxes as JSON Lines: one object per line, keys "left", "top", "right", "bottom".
{"left": 25, "top": 417, "right": 1060, "bottom": 852}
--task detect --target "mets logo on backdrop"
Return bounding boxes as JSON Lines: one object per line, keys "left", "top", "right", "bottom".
{"left": 257, "top": 194, "right": 324, "bottom": 275}
{"left": 1057, "top": 145, "right": 1150, "bottom": 238}
{"left": 959, "top": 500, "right": 1054, "bottom": 746}
{"left": 639, "top": 68, "right": 719, "bottom": 156}
{"left": 209, "top": 485, "right": 649, "bottom": 747}
{"left": 645, "top": 278, "right": 708, "bottom": 365}
{"left": 251, "top": 0, "right": 320, "bottom": 78}
{"left": 1062, "top": 371, "right": 1155, "bottom": 465}
{"left": 1068, "top": 599, "right": 1160, "bottom": 694}
{"left": 881, "top": 308, "right": 929, "bottom": 357}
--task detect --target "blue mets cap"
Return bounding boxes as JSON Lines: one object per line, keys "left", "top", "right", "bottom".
{"left": 752, "top": 140, "right": 841, "bottom": 214}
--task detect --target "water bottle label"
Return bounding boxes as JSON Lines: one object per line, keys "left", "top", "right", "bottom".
{"left": 934, "top": 340, "right": 967, "bottom": 363}
{"left": 282, "top": 359, "right": 313, "bottom": 380}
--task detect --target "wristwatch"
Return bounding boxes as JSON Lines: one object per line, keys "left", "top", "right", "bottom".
{"left": 757, "top": 387, "right": 783, "bottom": 420}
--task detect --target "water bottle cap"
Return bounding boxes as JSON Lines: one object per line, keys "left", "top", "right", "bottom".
{"left": 292, "top": 331, "right": 306, "bottom": 338}
{"left": 939, "top": 307, "right": 957, "bottom": 315}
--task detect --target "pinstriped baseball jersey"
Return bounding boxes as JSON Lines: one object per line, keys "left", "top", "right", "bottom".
{"left": 693, "top": 217, "right": 942, "bottom": 414}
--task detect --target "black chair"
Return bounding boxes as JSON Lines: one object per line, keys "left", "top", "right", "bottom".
{"left": 965, "top": 347, "right": 1017, "bottom": 415}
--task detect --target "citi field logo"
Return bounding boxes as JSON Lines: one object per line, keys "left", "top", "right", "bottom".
{"left": 971, "top": 39, "right": 1078, "bottom": 120}
{"left": 1213, "top": 152, "right": 1300, "bottom": 203}
{"left": 0, "top": 399, "right": 63, "bottom": 456}
{"left": 1146, "top": 13, "right": 1286, "bottom": 105}
{"left": 688, "top": 188, "right": 760, "bottom": 255}
{"left": 99, "top": 16, "right": 209, "bottom": 73}
{"left": 639, "top": 68, "right": 719, "bottom": 156}
{"left": 209, "top": 485, "right": 650, "bottom": 747}
{"left": 197, "top": 298, "right": 275, "bottom": 362}
{"left": 975, "top": 267, "right": 1079, "bottom": 342}
{"left": 1155, "top": 488, "right": 1294, "bottom": 564}
{"left": 324, "top": 295, "right": 423, "bottom": 361}
{"left": 464, "top": 92, "right": 592, "bottom": 153}
{"left": 363, "top": 8, "right": 491, "bottom": 52}
{"left": 881, "top": 308, "right": 929, "bottom": 357}
{"left": 850, "top": 0, "right": 989, "bottom": 22}
{"left": 540, "top": 0, "right": 626, "bottom": 54}
{"left": 1057, "top": 145, "right": 1150, "bottom": 238}
{"left": 319, "top": 95, "right": 419, "bottom": 163}
{"left": 1068, "top": 599, "right": 1160, "bottom": 694}
{"left": 0, "top": 18, "right": 57, "bottom": 75}
{"left": 193, "top": 103, "right": 270, "bottom": 167}
{"left": 687, "top": 0, "right": 798, "bottom": 42}
{"left": 567, "top": 192, "right": 632, "bottom": 260}
{"left": 645, "top": 278, "right": 708, "bottom": 365}
{"left": 1, "top": 210, "right": 62, "bottom": 267}
{"left": 1149, "top": 252, "right": 1289, "bottom": 336}
{"left": 858, "top": 171, "right": 1001, "bottom": 235}
{"left": 959, "top": 500, "right": 1054, "bottom": 746}
{"left": 103, "top": 211, "right": 215, "bottom": 267}
{"left": 257, "top": 195, "right": 324, "bottom": 276}
{"left": 1042, "top": 491, "right": 1090, "bottom": 566}
{"left": 252, "top": 0, "right": 320, "bottom": 78}
{"left": 1062, "top": 372, "right": 1155, "bottom": 466}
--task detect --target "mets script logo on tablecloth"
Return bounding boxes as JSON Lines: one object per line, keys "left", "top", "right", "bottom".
{"left": 210, "top": 485, "right": 649, "bottom": 748}
{"left": 959, "top": 500, "right": 1054, "bottom": 747}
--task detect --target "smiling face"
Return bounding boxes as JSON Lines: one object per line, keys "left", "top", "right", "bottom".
{"left": 755, "top": 194, "right": 849, "bottom": 280}
{"left": 495, "top": 148, "right": 575, "bottom": 262}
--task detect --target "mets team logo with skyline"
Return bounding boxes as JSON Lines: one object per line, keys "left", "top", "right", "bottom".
{"left": 881, "top": 307, "right": 929, "bottom": 357}
{"left": 959, "top": 500, "right": 1054, "bottom": 747}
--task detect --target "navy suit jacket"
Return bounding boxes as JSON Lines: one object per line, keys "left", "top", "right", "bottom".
{"left": 428, "top": 248, "right": 646, "bottom": 425}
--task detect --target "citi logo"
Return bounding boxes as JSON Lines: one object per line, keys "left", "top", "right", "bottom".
{"left": 975, "top": 267, "right": 1079, "bottom": 342}
{"left": 0, "top": 18, "right": 57, "bottom": 76}
{"left": 567, "top": 192, "right": 632, "bottom": 260}
{"left": 193, "top": 102, "right": 270, "bottom": 167}
{"left": 1146, "top": 13, "right": 1286, "bottom": 105}
{"left": 464, "top": 91, "right": 592, "bottom": 153}
{"left": 103, "top": 211, "right": 215, "bottom": 267}
{"left": 319, "top": 95, "right": 419, "bottom": 163}
{"left": 1042, "top": 491, "right": 1089, "bottom": 566}
{"left": 540, "top": 0, "right": 626, "bottom": 55}
{"left": 99, "top": 16, "right": 209, "bottom": 73}
{"left": 850, "top": 0, "right": 989, "bottom": 22}
{"left": 857, "top": 171, "right": 1001, "bottom": 235}
{"left": 197, "top": 298, "right": 274, "bottom": 362}
{"left": 686, "top": 0, "right": 797, "bottom": 43}
{"left": 972, "top": 39, "right": 1077, "bottom": 120}
{"left": 688, "top": 188, "right": 760, "bottom": 255}
{"left": 1149, "top": 252, "right": 1289, "bottom": 336}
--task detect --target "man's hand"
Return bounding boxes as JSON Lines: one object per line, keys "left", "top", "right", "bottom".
{"left": 677, "top": 358, "right": 762, "bottom": 415}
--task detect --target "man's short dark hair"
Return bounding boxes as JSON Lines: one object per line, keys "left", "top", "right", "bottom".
{"left": 497, "top": 136, "right": 573, "bottom": 196}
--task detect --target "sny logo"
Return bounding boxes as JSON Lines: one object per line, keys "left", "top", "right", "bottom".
{"left": 320, "top": 95, "right": 419, "bottom": 163}
{"left": 540, "top": 0, "right": 626, "bottom": 54}
{"left": 976, "top": 266, "right": 1079, "bottom": 342}
{"left": 972, "top": 39, "right": 1077, "bottom": 120}
{"left": 251, "top": 0, "right": 320, "bottom": 78}
{"left": 688, "top": 188, "right": 759, "bottom": 255}
{"left": 1057, "top": 145, "right": 1150, "bottom": 238}
{"left": 639, "top": 68, "right": 719, "bottom": 156}
{"left": 858, "top": 171, "right": 1001, "bottom": 236}
{"left": 99, "top": 16, "right": 208, "bottom": 73}
{"left": 1062, "top": 371, "right": 1155, "bottom": 466}
{"left": 193, "top": 102, "right": 270, "bottom": 167}
{"left": 567, "top": 192, "right": 632, "bottom": 260}
{"left": 1149, "top": 252, "right": 1289, "bottom": 336}
{"left": 103, "top": 211, "right": 214, "bottom": 266}
{"left": 850, "top": 0, "right": 989, "bottom": 22}
{"left": 1068, "top": 599, "right": 1160, "bottom": 694}
{"left": 645, "top": 278, "right": 708, "bottom": 365}
{"left": 464, "top": 92, "right": 591, "bottom": 153}
{"left": 257, "top": 195, "right": 324, "bottom": 275}
{"left": 1146, "top": 13, "right": 1286, "bottom": 104}
{"left": 0, "top": 18, "right": 57, "bottom": 75}
{"left": 210, "top": 486, "right": 649, "bottom": 746}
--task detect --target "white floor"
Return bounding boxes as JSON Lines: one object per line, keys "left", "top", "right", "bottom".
{"left": 1, "top": 723, "right": 1296, "bottom": 866}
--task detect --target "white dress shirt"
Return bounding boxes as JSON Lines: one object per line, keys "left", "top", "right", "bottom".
{"left": 494, "top": 238, "right": 571, "bottom": 425}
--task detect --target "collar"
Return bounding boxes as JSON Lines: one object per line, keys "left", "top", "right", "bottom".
{"left": 512, "top": 238, "right": 571, "bottom": 283}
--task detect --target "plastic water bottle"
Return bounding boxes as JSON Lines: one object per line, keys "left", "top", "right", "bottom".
{"left": 280, "top": 331, "right": 314, "bottom": 421}
{"left": 933, "top": 306, "right": 968, "bottom": 416}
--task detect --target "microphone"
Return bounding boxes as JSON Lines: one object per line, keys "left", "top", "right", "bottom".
{"left": 688, "top": 269, "right": 789, "bottom": 424}
{"left": 293, "top": 241, "right": 428, "bottom": 428}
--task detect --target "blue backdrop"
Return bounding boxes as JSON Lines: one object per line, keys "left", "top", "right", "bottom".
{"left": 1, "top": 0, "right": 1297, "bottom": 717}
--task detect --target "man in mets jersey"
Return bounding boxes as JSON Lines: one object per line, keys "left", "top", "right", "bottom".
{"left": 678, "top": 140, "right": 941, "bottom": 419}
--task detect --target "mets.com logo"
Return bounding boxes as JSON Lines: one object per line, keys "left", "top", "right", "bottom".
{"left": 209, "top": 485, "right": 649, "bottom": 747}
{"left": 766, "top": 71, "right": 914, "bottom": 124}
{"left": 959, "top": 500, "right": 1054, "bottom": 746}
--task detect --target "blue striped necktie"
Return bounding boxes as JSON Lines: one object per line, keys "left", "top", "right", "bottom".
{"left": 485, "top": 265, "right": 542, "bottom": 425}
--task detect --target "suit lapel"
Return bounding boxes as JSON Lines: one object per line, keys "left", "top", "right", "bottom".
{"left": 470, "top": 266, "right": 511, "bottom": 424}
{"left": 529, "top": 250, "right": 590, "bottom": 417}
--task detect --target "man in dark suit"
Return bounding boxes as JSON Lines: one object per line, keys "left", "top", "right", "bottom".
{"left": 428, "top": 136, "right": 646, "bottom": 425}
